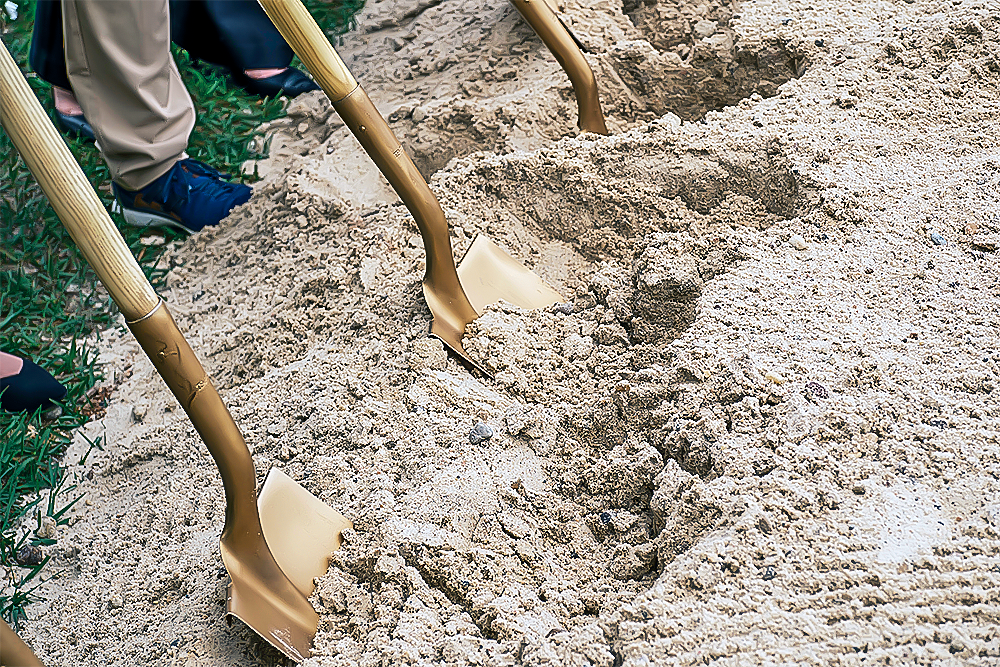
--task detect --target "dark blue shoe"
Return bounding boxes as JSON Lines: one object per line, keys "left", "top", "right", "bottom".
{"left": 55, "top": 110, "right": 96, "bottom": 142}
{"left": 232, "top": 67, "right": 320, "bottom": 99}
{"left": 111, "top": 159, "right": 251, "bottom": 234}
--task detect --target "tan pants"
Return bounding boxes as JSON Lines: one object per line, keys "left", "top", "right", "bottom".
{"left": 62, "top": 0, "right": 194, "bottom": 190}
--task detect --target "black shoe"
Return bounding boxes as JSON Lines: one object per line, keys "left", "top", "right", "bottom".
{"left": 55, "top": 110, "right": 96, "bottom": 142}
{"left": 0, "top": 354, "right": 67, "bottom": 413}
{"left": 231, "top": 67, "right": 320, "bottom": 99}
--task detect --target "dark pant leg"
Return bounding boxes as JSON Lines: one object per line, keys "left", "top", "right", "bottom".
{"left": 170, "top": 0, "right": 293, "bottom": 71}
{"left": 29, "top": 0, "right": 73, "bottom": 89}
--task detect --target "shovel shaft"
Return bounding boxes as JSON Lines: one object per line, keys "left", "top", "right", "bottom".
{"left": 125, "top": 303, "right": 320, "bottom": 661}
{"left": 125, "top": 302, "right": 260, "bottom": 539}
{"left": 1, "top": 41, "right": 318, "bottom": 662}
{"left": 0, "top": 33, "right": 262, "bottom": 550}
{"left": 257, "top": 0, "right": 478, "bottom": 332}
{"left": 509, "top": 0, "right": 608, "bottom": 135}
{"left": 0, "top": 43, "right": 158, "bottom": 321}
{"left": 0, "top": 620, "right": 44, "bottom": 667}
{"left": 331, "top": 87, "right": 478, "bottom": 330}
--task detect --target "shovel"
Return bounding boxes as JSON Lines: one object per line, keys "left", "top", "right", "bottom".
{"left": 0, "top": 619, "right": 44, "bottom": 667}
{"left": 509, "top": 0, "right": 609, "bottom": 135}
{"left": 257, "top": 0, "right": 564, "bottom": 372}
{"left": 0, "top": 43, "right": 350, "bottom": 663}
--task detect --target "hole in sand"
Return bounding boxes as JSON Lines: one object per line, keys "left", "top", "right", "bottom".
{"left": 612, "top": 0, "right": 805, "bottom": 122}
{"left": 385, "top": 0, "right": 806, "bottom": 177}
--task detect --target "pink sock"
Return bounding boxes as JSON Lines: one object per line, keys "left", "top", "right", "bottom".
{"left": 0, "top": 351, "right": 24, "bottom": 379}
{"left": 244, "top": 68, "right": 287, "bottom": 80}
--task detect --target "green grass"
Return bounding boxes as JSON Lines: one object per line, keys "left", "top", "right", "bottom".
{"left": 1, "top": 0, "right": 365, "bottom": 628}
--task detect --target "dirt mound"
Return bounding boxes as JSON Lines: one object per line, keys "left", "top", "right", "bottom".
{"left": 12, "top": 0, "right": 1000, "bottom": 665}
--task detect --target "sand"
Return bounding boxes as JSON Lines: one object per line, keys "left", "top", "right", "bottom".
{"left": 7, "top": 0, "right": 1000, "bottom": 664}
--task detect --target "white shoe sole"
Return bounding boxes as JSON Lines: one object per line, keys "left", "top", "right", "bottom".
{"left": 111, "top": 200, "right": 193, "bottom": 235}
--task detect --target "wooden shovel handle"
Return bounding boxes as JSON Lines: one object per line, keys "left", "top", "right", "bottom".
{"left": 0, "top": 42, "right": 158, "bottom": 321}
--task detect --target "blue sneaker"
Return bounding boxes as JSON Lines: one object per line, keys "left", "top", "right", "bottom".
{"left": 111, "top": 159, "right": 251, "bottom": 234}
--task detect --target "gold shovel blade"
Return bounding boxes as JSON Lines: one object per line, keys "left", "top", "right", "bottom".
{"left": 428, "top": 235, "right": 564, "bottom": 371}
{"left": 225, "top": 468, "right": 351, "bottom": 662}
{"left": 258, "top": 468, "right": 352, "bottom": 596}
{"left": 457, "top": 234, "right": 564, "bottom": 314}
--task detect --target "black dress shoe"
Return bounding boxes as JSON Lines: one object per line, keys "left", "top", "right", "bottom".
{"left": 231, "top": 67, "right": 320, "bottom": 99}
{"left": 55, "top": 110, "right": 96, "bottom": 142}
{"left": 0, "top": 356, "right": 67, "bottom": 413}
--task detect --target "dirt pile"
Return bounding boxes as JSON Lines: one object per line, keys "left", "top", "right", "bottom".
{"left": 10, "top": 0, "right": 1000, "bottom": 665}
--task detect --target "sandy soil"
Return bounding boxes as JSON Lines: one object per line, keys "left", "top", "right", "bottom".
{"left": 8, "top": 0, "right": 1000, "bottom": 664}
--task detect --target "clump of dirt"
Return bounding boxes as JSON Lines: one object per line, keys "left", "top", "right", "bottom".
{"left": 11, "top": 0, "right": 1000, "bottom": 665}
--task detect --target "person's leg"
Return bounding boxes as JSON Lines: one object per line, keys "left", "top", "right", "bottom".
{"left": 172, "top": 0, "right": 316, "bottom": 98}
{"left": 197, "top": 0, "right": 294, "bottom": 71}
{"left": 169, "top": 0, "right": 233, "bottom": 70}
{"left": 62, "top": 0, "right": 194, "bottom": 190}
{"left": 29, "top": 0, "right": 95, "bottom": 139}
{"left": 29, "top": 0, "right": 73, "bottom": 90}
{"left": 61, "top": 0, "right": 250, "bottom": 234}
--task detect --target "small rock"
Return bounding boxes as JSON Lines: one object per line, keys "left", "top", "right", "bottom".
{"left": 469, "top": 422, "right": 493, "bottom": 445}
{"left": 37, "top": 516, "right": 57, "bottom": 539}
{"left": 964, "top": 222, "right": 979, "bottom": 235}
{"left": 599, "top": 511, "right": 613, "bottom": 525}
{"left": 764, "top": 371, "right": 786, "bottom": 385}
{"left": 109, "top": 593, "right": 124, "bottom": 609}
{"left": 131, "top": 404, "right": 147, "bottom": 422}
{"left": 762, "top": 565, "right": 776, "bottom": 581}
{"left": 267, "top": 421, "right": 284, "bottom": 437}
{"left": 853, "top": 484, "right": 866, "bottom": 495}
{"left": 553, "top": 302, "right": 575, "bottom": 315}
{"left": 693, "top": 19, "right": 717, "bottom": 38}
{"left": 789, "top": 234, "right": 808, "bottom": 250}
{"left": 835, "top": 95, "right": 859, "bottom": 108}
{"left": 15, "top": 544, "right": 44, "bottom": 567}
{"left": 930, "top": 231, "right": 947, "bottom": 245}
{"left": 805, "top": 381, "right": 829, "bottom": 399}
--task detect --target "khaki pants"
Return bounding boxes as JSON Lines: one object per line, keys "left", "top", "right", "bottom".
{"left": 62, "top": 0, "right": 194, "bottom": 190}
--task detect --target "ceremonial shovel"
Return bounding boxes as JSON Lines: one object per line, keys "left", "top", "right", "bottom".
{"left": 0, "top": 41, "right": 349, "bottom": 663}
{"left": 258, "top": 0, "right": 565, "bottom": 372}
